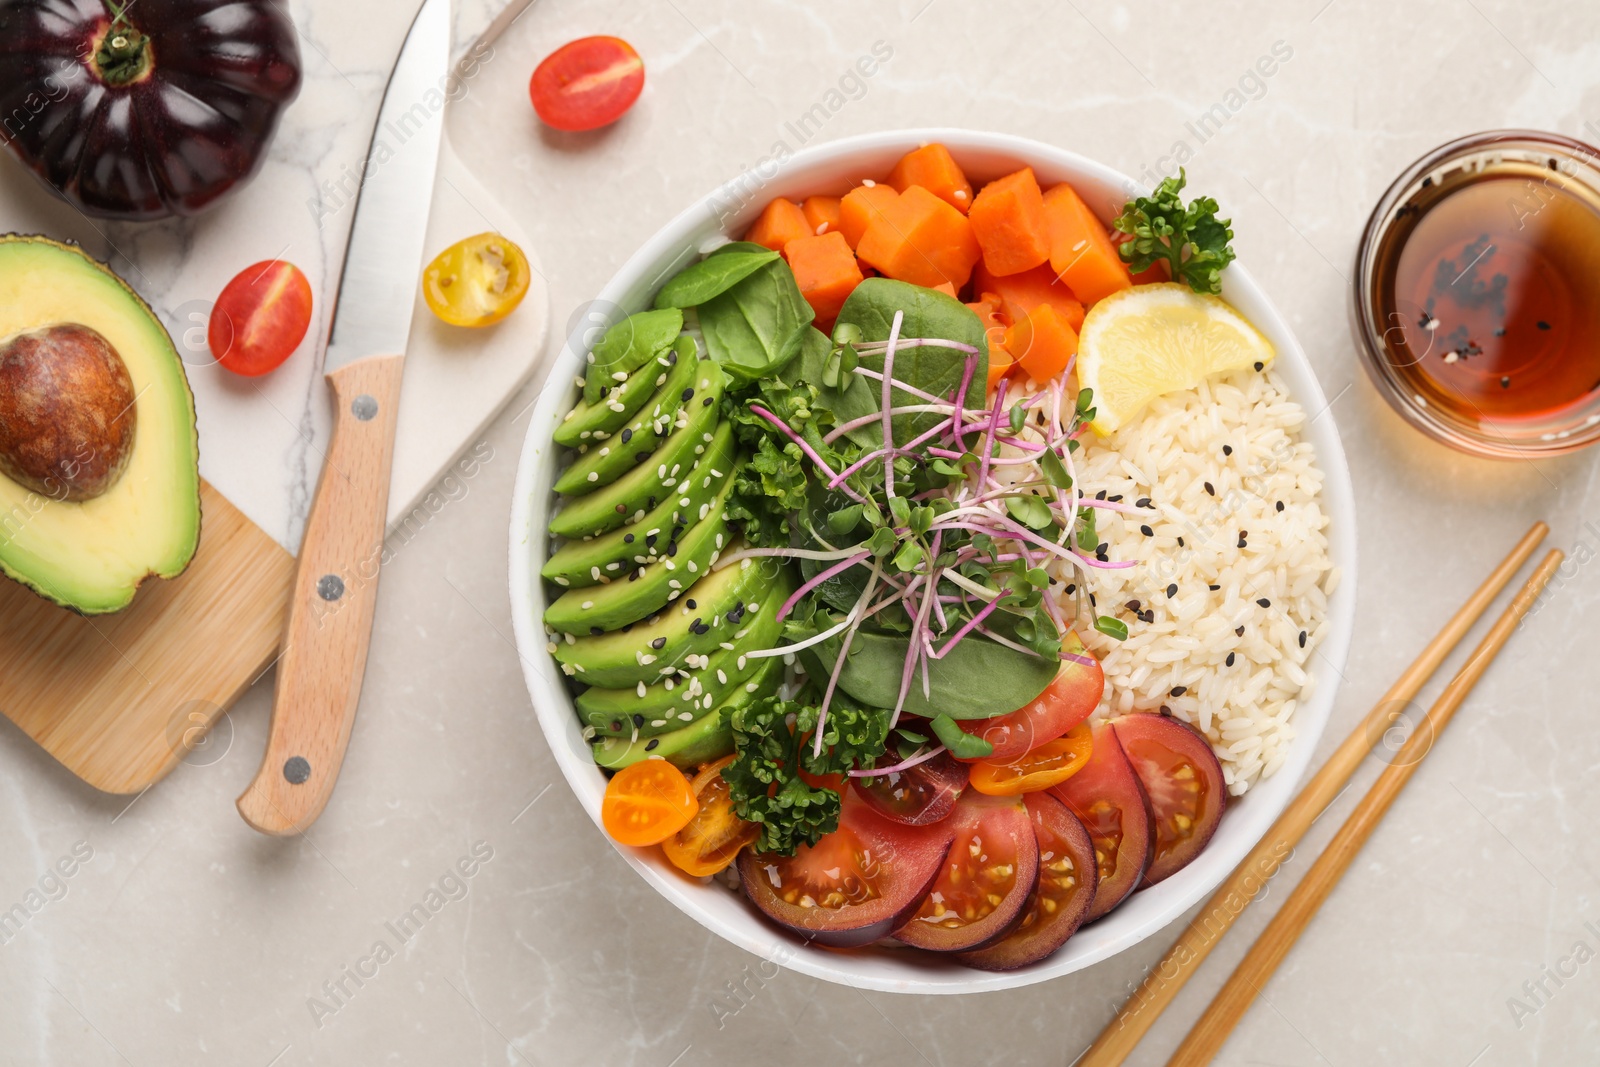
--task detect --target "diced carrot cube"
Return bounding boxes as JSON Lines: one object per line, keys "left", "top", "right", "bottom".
{"left": 1004, "top": 303, "right": 1078, "bottom": 384}
{"left": 888, "top": 143, "right": 974, "bottom": 214}
{"left": 783, "top": 231, "right": 864, "bottom": 327}
{"left": 838, "top": 184, "right": 899, "bottom": 248}
{"left": 968, "top": 167, "right": 1051, "bottom": 277}
{"left": 801, "top": 195, "right": 842, "bottom": 237}
{"left": 744, "top": 198, "right": 810, "bottom": 252}
{"left": 933, "top": 281, "right": 957, "bottom": 297}
{"left": 973, "top": 261, "right": 1086, "bottom": 332}
{"left": 1042, "top": 183, "right": 1132, "bottom": 306}
{"left": 857, "top": 185, "right": 982, "bottom": 291}
{"left": 968, "top": 292, "right": 1014, "bottom": 391}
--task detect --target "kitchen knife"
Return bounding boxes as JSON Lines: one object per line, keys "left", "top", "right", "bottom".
{"left": 237, "top": 0, "right": 450, "bottom": 835}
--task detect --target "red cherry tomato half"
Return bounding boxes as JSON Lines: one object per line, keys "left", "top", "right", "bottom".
{"left": 955, "top": 631, "right": 1104, "bottom": 764}
{"left": 209, "top": 261, "right": 313, "bottom": 377}
{"left": 530, "top": 36, "right": 644, "bottom": 132}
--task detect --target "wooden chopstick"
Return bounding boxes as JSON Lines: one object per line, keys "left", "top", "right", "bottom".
{"left": 1167, "top": 545, "right": 1564, "bottom": 1066}
{"left": 1078, "top": 520, "right": 1550, "bottom": 1067}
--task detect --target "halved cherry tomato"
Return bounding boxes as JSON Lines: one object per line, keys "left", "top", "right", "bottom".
{"left": 530, "top": 36, "right": 644, "bottom": 132}
{"left": 967, "top": 723, "right": 1094, "bottom": 796}
{"left": 955, "top": 632, "right": 1104, "bottom": 763}
{"left": 660, "top": 756, "right": 759, "bottom": 877}
{"left": 208, "top": 260, "right": 313, "bottom": 377}
{"left": 601, "top": 760, "right": 698, "bottom": 847}
{"left": 851, "top": 750, "right": 968, "bottom": 826}
{"left": 422, "top": 233, "right": 531, "bottom": 328}
{"left": 895, "top": 790, "right": 1039, "bottom": 952}
{"left": 1111, "top": 714, "right": 1227, "bottom": 886}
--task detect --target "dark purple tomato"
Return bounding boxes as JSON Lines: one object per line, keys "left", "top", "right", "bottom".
{"left": 893, "top": 791, "right": 1039, "bottom": 953}
{"left": 850, "top": 749, "right": 968, "bottom": 825}
{"left": 959, "top": 793, "right": 1097, "bottom": 970}
{"left": 1112, "top": 714, "right": 1227, "bottom": 888}
{"left": 1052, "top": 720, "right": 1155, "bottom": 920}
{"left": 738, "top": 790, "right": 953, "bottom": 948}
{"left": 0, "top": 0, "right": 302, "bottom": 220}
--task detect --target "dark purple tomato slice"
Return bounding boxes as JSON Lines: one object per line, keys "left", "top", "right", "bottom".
{"left": 738, "top": 790, "right": 953, "bottom": 948}
{"left": 958, "top": 792, "right": 1097, "bottom": 970}
{"left": 851, "top": 750, "right": 968, "bottom": 825}
{"left": 1111, "top": 714, "right": 1227, "bottom": 888}
{"left": 893, "top": 791, "right": 1039, "bottom": 952}
{"left": 1052, "top": 720, "right": 1155, "bottom": 921}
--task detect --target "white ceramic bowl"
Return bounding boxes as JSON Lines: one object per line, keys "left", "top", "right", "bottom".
{"left": 509, "top": 129, "right": 1357, "bottom": 994}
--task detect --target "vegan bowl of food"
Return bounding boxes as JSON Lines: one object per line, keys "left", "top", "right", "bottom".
{"left": 509, "top": 130, "right": 1356, "bottom": 993}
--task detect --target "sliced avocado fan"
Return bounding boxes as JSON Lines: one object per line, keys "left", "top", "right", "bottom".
{"left": 554, "top": 342, "right": 700, "bottom": 496}
{"left": 592, "top": 656, "right": 782, "bottom": 771}
{"left": 554, "top": 335, "right": 692, "bottom": 448}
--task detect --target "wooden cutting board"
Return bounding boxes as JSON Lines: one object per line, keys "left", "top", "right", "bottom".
{"left": 0, "top": 481, "right": 294, "bottom": 794}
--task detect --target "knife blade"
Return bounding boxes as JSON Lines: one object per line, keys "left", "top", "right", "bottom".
{"left": 238, "top": 0, "right": 451, "bottom": 836}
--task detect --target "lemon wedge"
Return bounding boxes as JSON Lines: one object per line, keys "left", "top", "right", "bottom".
{"left": 1077, "top": 283, "right": 1275, "bottom": 434}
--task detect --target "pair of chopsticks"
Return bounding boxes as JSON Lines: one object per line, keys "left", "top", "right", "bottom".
{"left": 1081, "top": 521, "right": 1561, "bottom": 1067}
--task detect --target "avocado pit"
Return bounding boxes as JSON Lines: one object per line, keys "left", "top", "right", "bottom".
{"left": 0, "top": 323, "right": 138, "bottom": 501}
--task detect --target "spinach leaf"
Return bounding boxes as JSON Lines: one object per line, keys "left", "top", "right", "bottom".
{"left": 583, "top": 307, "right": 683, "bottom": 404}
{"left": 653, "top": 242, "right": 781, "bottom": 310}
{"left": 697, "top": 248, "right": 815, "bottom": 384}
{"left": 826, "top": 278, "right": 989, "bottom": 449}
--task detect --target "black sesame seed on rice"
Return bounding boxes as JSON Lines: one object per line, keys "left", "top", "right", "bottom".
{"left": 1226, "top": 651, "right": 1236, "bottom": 666}
{"left": 1208, "top": 583, "right": 1220, "bottom": 591}
{"left": 1166, "top": 583, "right": 1178, "bottom": 597}
{"left": 1275, "top": 500, "right": 1285, "bottom": 512}
{"left": 1222, "top": 444, "right": 1233, "bottom": 456}
{"left": 1299, "top": 630, "right": 1308, "bottom": 648}
{"left": 1170, "top": 686, "right": 1187, "bottom": 697}
{"left": 1141, "top": 524, "right": 1155, "bottom": 536}
{"left": 1257, "top": 597, "right": 1271, "bottom": 608}
{"left": 1204, "top": 481, "right": 1215, "bottom": 496}
{"left": 1136, "top": 497, "right": 1152, "bottom": 508}
{"left": 1253, "top": 361, "right": 1264, "bottom": 371}
{"left": 1236, "top": 625, "right": 1246, "bottom": 636}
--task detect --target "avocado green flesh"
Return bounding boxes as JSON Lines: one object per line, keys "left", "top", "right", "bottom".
{"left": 549, "top": 361, "right": 727, "bottom": 540}
{"left": 552, "top": 337, "right": 688, "bottom": 448}
{"left": 577, "top": 567, "right": 791, "bottom": 733}
{"left": 553, "top": 347, "right": 700, "bottom": 496}
{"left": 545, "top": 476, "right": 736, "bottom": 634}
{"left": 583, "top": 307, "right": 683, "bottom": 404}
{"left": 552, "top": 550, "right": 773, "bottom": 687}
{"left": 592, "top": 656, "right": 781, "bottom": 771}
{"left": 542, "top": 422, "right": 735, "bottom": 590}
{"left": 0, "top": 236, "right": 200, "bottom": 614}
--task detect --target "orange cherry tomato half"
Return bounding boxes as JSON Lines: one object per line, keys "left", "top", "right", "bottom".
{"left": 967, "top": 723, "right": 1094, "bottom": 796}
{"left": 529, "top": 36, "right": 644, "bottom": 132}
{"left": 601, "top": 759, "right": 698, "bottom": 847}
{"left": 661, "top": 756, "right": 760, "bottom": 877}
{"left": 208, "top": 260, "right": 313, "bottom": 377}
{"left": 421, "top": 233, "right": 531, "bottom": 328}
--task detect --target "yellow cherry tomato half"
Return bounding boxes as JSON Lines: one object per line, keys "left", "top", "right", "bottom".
{"left": 967, "top": 723, "right": 1094, "bottom": 796}
{"left": 601, "top": 760, "right": 698, "bottom": 847}
{"left": 661, "top": 756, "right": 760, "bottom": 877}
{"left": 421, "top": 232, "right": 531, "bottom": 327}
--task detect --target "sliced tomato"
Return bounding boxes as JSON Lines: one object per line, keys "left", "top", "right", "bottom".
{"left": 959, "top": 792, "right": 1098, "bottom": 970}
{"left": 894, "top": 791, "right": 1039, "bottom": 952}
{"left": 955, "top": 632, "right": 1104, "bottom": 763}
{"left": 738, "top": 790, "right": 954, "bottom": 948}
{"left": 967, "top": 724, "right": 1093, "bottom": 796}
{"left": 1112, "top": 714, "right": 1227, "bottom": 887}
{"left": 529, "top": 36, "right": 644, "bottom": 132}
{"left": 208, "top": 260, "right": 312, "bottom": 377}
{"left": 601, "top": 760, "right": 698, "bottom": 847}
{"left": 851, "top": 749, "right": 968, "bottom": 825}
{"left": 422, "top": 233, "right": 532, "bottom": 328}
{"left": 1051, "top": 721, "right": 1154, "bottom": 921}
{"left": 661, "top": 757, "right": 758, "bottom": 877}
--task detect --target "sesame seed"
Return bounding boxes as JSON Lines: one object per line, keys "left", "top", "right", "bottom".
{"left": 624, "top": 533, "right": 634, "bottom": 543}
{"left": 687, "top": 598, "right": 697, "bottom": 609}
{"left": 651, "top": 637, "right": 666, "bottom": 649}
{"left": 645, "top": 739, "right": 659, "bottom": 751}
{"left": 581, "top": 600, "right": 594, "bottom": 609}
{"left": 1166, "top": 583, "right": 1178, "bottom": 597}
{"left": 1256, "top": 597, "right": 1271, "bottom": 608}
{"left": 1299, "top": 630, "right": 1308, "bottom": 648}
{"left": 1136, "top": 497, "right": 1152, "bottom": 508}
{"left": 1177, "top": 537, "right": 1185, "bottom": 547}
{"left": 1222, "top": 445, "right": 1233, "bottom": 456}
{"left": 1226, "top": 652, "right": 1236, "bottom": 666}
{"left": 1275, "top": 501, "right": 1284, "bottom": 512}
{"left": 1170, "top": 686, "right": 1187, "bottom": 697}
{"left": 1235, "top": 624, "right": 1246, "bottom": 636}
{"left": 1204, "top": 481, "right": 1215, "bottom": 496}
{"left": 1159, "top": 705, "right": 1173, "bottom": 716}
{"left": 589, "top": 626, "right": 603, "bottom": 636}
{"left": 1208, "top": 584, "right": 1220, "bottom": 591}
{"left": 1140, "top": 524, "right": 1155, "bottom": 536}
{"left": 682, "top": 387, "right": 695, "bottom": 402}
{"left": 621, "top": 428, "right": 633, "bottom": 443}
{"left": 1253, "top": 361, "right": 1264, "bottom": 371}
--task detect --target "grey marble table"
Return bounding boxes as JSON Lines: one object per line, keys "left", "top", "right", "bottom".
{"left": 3, "top": 0, "right": 1599, "bottom": 1064}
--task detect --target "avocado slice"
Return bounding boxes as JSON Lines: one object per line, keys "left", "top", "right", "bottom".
{"left": 577, "top": 565, "right": 791, "bottom": 735}
{"left": 582, "top": 307, "right": 683, "bottom": 404}
{"left": 0, "top": 236, "right": 200, "bottom": 614}
{"left": 553, "top": 343, "right": 700, "bottom": 496}
{"left": 552, "top": 335, "right": 690, "bottom": 448}
{"left": 592, "top": 656, "right": 782, "bottom": 771}
{"left": 551, "top": 547, "right": 776, "bottom": 686}
{"left": 543, "top": 421, "right": 735, "bottom": 591}
{"left": 549, "top": 360, "right": 727, "bottom": 540}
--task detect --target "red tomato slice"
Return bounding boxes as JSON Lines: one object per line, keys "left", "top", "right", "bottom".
{"left": 1111, "top": 714, "right": 1227, "bottom": 887}
{"left": 738, "top": 790, "right": 954, "bottom": 948}
{"left": 1051, "top": 720, "right": 1154, "bottom": 921}
{"left": 955, "top": 632, "right": 1104, "bottom": 763}
{"left": 850, "top": 749, "right": 968, "bottom": 825}
{"left": 530, "top": 36, "right": 644, "bottom": 132}
{"left": 894, "top": 791, "right": 1039, "bottom": 953}
{"left": 208, "top": 260, "right": 313, "bottom": 377}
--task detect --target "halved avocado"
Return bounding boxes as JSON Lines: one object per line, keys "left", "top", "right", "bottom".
{"left": 553, "top": 344, "right": 699, "bottom": 496}
{"left": 553, "top": 336, "right": 688, "bottom": 448}
{"left": 0, "top": 236, "right": 200, "bottom": 614}
{"left": 593, "top": 656, "right": 782, "bottom": 771}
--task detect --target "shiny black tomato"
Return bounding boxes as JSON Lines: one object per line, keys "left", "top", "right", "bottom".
{"left": 850, "top": 749, "right": 968, "bottom": 825}
{"left": 0, "top": 0, "right": 302, "bottom": 220}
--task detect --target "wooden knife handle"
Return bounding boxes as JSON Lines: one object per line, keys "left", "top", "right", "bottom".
{"left": 237, "top": 354, "right": 404, "bottom": 836}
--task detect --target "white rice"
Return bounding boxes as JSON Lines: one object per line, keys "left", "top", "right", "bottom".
{"left": 1067, "top": 368, "right": 1335, "bottom": 796}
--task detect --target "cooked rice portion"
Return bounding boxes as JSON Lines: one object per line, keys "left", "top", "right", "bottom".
{"left": 1069, "top": 368, "right": 1337, "bottom": 796}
